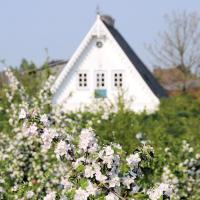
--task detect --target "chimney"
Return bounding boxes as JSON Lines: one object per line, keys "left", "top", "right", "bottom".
{"left": 100, "top": 15, "right": 115, "bottom": 27}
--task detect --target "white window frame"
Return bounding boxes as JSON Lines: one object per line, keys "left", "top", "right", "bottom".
{"left": 77, "top": 71, "right": 89, "bottom": 90}
{"left": 94, "top": 70, "right": 107, "bottom": 89}
{"left": 112, "top": 71, "right": 124, "bottom": 89}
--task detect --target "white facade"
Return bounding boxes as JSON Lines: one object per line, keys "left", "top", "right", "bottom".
{"left": 51, "top": 15, "right": 165, "bottom": 113}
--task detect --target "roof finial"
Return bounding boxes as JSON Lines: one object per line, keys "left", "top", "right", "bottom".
{"left": 96, "top": 5, "right": 101, "bottom": 16}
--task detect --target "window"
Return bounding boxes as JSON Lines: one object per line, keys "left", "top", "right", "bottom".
{"left": 96, "top": 72, "right": 106, "bottom": 88}
{"left": 78, "top": 72, "right": 88, "bottom": 89}
{"left": 113, "top": 72, "right": 123, "bottom": 87}
{"left": 96, "top": 41, "right": 103, "bottom": 48}
{"left": 95, "top": 71, "right": 107, "bottom": 98}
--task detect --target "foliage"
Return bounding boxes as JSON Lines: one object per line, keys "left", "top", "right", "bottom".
{"left": 14, "top": 59, "right": 51, "bottom": 96}
{"left": 0, "top": 68, "right": 200, "bottom": 199}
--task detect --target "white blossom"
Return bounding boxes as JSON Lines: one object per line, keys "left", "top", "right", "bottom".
{"left": 40, "top": 114, "right": 50, "bottom": 126}
{"left": 108, "top": 175, "right": 120, "bottom": 188}
{"left": 26, "top": 191, "right": 34, "bottom": 199}
{"left": 147, "top": 183, "right": 172, "bottom": 200}
{"left": 41, "top": 128, "right": 58, "bottom": 150}
{"left": 123, "top": 175, "right": 136, "bottom": 189}
{"left": 99, "top": 146, "right": 118, "bottom": 169}
{"left": 84, "top": 165, "right": 94, "bottom": 178}
{"left": 135, "top": 132, "right": 143, "bottom": 140}
{"left": 105, "top": 146, "right": 114, "bottom": 156}
{"left": 0, "top": 187, "right": 5, "bottom": 193}
{"left": 95, "top": 170, "right": 107, "bottom": 183}
{"left": 72, "top": 157, "right": 85, "bottom": 169}
{"left": 126, "top": 153, "right": 141, "bottom": 167}
{"left": 60, "top": 196, "right": 68, "bottom": 200}
{"left": 55, "top": 140, "right": 72, "bottom": 160}
{"left": 19, "top": 109, "right": 26, "bottom": 119}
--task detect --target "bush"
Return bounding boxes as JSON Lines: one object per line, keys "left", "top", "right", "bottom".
{"left": 0, "top": 68, "right": 200, "bottom": 199}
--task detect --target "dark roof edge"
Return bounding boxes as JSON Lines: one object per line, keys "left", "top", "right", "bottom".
{"left": 103, "top": 21, "right": 167, "bottom": 98}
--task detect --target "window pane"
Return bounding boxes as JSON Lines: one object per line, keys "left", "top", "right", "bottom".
{"left": 113, "top": 72, "right": 123, "bottom": 87}
{"left": 78, "top": 72, "right": 88, "bottom": 88}
{"left": 96, "top": 72, "right": 105, "bottom": 88}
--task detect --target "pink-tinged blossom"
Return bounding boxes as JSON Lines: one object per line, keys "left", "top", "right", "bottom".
{"left": 60, "top": 177, "right": 73, "bottom": 190}
{"left": 86, "top": 181, "right": 97, "bottom": 196}
{"left": 43, "top": 191, "right": 56, "bottom": 200}
{"left": 27, "top": 124, "right": 38, "bottom": 136}
{"left": 74, "top": 188, "right": 89, "bottom": 200}
{"left": 105, "top": 192, "right": 119, "bottom": 200}
{"left": 130, "top": 185, "right": 140, "bottom": 194}
{"left": 41, "top": 128, "right": 58, "bottom": 150}
{"left": 79, "top": 129, "right": 98, "bottom": 153}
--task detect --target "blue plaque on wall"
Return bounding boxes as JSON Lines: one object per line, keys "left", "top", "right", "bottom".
{"left": 95, "top": 89, "right": 107, "bottom": 98}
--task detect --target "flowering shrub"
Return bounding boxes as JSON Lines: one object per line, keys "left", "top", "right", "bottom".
{"left": 18, "top": 113, "right": 158, "bottom": 199}
{"left": 0, "top": 68, "right": 199, "bottom": 199}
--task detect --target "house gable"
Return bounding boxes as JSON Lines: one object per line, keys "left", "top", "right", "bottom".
{"left": 51, "top": 14, "right": 166, "bottom": 112}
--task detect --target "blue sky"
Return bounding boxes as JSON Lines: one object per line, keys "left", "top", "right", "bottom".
{"left": 0, "top": 0, "right": 200, "bottom": 70}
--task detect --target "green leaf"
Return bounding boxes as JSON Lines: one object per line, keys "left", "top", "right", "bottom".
{"left": 76, "top": 164, "right": 85, "bottom": 173}
{"left": 79, "top": 179, "right": 88, "bottom": 189}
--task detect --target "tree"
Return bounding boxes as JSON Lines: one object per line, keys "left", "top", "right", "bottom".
{"left": 148, "top": 11, "right": 200, "bottom": 91}
{"left": 20, "top": 58, "right": 36, "bottom": 71}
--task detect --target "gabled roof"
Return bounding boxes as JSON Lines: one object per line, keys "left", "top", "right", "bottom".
{"left": 52, "top": 14, "right": 167, "bottom": 98}
{"left": 101, "top": 17, "right": 167, "bottom": 98}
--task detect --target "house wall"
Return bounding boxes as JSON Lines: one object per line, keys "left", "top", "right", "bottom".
{"left": 52, "top": 35, "right": 160, "bottom": 113}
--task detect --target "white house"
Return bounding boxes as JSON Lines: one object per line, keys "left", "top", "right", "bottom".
{"left": 51, "top": 14, "right": 166, "bottom": 113}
